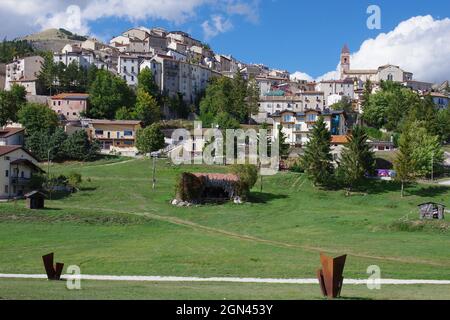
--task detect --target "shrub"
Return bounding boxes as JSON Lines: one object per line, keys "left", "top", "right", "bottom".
{"left": 289, "top": 158, "right": 305, "bottom": 173}
{"left": 175, "top": 172, "right": 204, "bottom": 202}
{"left": 230, "top": 164, "right": 258, "bottom": 198}
{"left": 67, "top": 172, "right": 82, "bottom": 191}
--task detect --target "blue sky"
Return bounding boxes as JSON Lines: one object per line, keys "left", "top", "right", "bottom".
{"left": 89, "top": 0, "right": 450, "bottom": 80}
{"left": 2, "top": 0, "right": 450, "bottom": 81}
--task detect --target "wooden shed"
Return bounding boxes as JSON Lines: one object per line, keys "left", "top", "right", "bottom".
{"left": 25, "top": 191, "right": 46, "bottom": 209}
{"left": 418, "top": 202, "right": 445, "bottom": 220}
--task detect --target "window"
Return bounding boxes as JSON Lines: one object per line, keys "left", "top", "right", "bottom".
{"left": 131, "top": 76, "right": 134, "bottom": 82}
{"left": 5, "top": 170, "right": 8, "bottom": 177}
{"left": 95, "top": 129, "right": 104, "bottom": 135}
{"left": 123, "top": 66, "right": 127, "bottom": 72}
{"left": 4, "top": 185, "right": 8, "bottom": 194}
{"left": 283, "top": 115, "right": 292, "bottom": 122}
{"left": 131, "top": 66, "right": 135, "bottom": 73}
{"left": 307, "top": 114, "right": 317, "bottom": 122}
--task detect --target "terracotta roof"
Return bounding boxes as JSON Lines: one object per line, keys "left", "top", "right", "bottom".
{"left": 331, "top": 135, "right": 349, "bottom": 144}
{"left": 193, "top": 173, "right": 239, "bottom": 182}
{"left": 0, "top": 127, "right": 25, "bottom": 138}
{"left": 428, "top": 92, "right": 449, "bottom": 98}
{"left": 51, "top": 93, "right": 89, "bottom": 100}
{"left": 0, "top": 145, "right": 21, "bottom": 156}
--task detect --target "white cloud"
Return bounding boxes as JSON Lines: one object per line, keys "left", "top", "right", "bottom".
{"left": 290, "top": 71, "right": 313, "bottom": 82}
{"left": 292, "top": 15, "right": 450, "bottom": 83}
{"left": 202, "top": 15, "right": 234, "bottom": 40}
{"left": 225, "top": 0, "right": 260, "bottom": 24}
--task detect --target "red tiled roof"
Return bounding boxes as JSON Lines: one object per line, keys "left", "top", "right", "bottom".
{"left": 0, "top": 145, "right": 22, "bottom": 156}
{"left": 331, "top": 135, "right": 349, "bottom": 144}
{"left": 51, "top": 93, "right": 89, "bottom": 100}
{"left": 0, "top": 127, "right": 25, "bottom": 138}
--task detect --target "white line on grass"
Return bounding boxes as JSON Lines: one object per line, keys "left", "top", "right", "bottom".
{"left": 1, "top": 274, "right": 450, "bottom": 285}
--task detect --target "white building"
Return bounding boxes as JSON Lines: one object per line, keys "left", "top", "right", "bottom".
{"left": 0, "top": 145, "right": 43, "bottom": 199}
{"left": 4, "top": 56, "right": 44, "bottom": 95}
{"left": 270, "top": 109, "right": 347, "bottom": 146}
{"left": 118, "top": 55, "right": 140, "bottom": 86}
{"left": 316, "top": 79, "right": 354, "bottom": 107}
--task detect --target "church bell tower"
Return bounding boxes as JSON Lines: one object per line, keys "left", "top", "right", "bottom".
{"left": 340, "top": 44, "right": 350, "bottom": 79}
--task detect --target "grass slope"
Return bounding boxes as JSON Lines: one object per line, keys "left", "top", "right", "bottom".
{"left": 1, "top": 158, "right": 450, "bottom": 299}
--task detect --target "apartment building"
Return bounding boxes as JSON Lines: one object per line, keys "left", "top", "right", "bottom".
{"left": 0, "top": 145, "right": 43, "bottom": 199}
{"left": 118, "top": 55, "right": 140, "bottom": 86}
{"left": 87, "top": 120, "right": 142, "bottom": 156}
{"left": 271, "top": 109, "right": 347, "bottom": 146}
{"left": 316, "top": 79, "right": 354, "bottom": 107}
{"left": 49, "top": 93, "right": 89, "bottom": 121}
{"left": 4, "top": 56, "right": 44, "bottom": 95}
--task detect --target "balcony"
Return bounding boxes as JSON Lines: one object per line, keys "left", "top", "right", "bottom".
{"left": 11, "top": 177, "right": 31, "bottom": 186}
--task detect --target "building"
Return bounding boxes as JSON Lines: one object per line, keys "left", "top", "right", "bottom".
{"left": 403, "top": 80, "right": 434, "bottom": 93}
{"left": 428, "top": 92, "right": 449, "bottom": 110}
{"left": 0, "top": 145, "right": 44, "bottom": 199}
{"left": 0, "top": 127, "right": 25, "bottom": 146}
{"left": 118, "top": 55, "right": 140, "bottom": 86}
{"left": 86, "top": 120, "right": 142, "bottom": 156}
{"left": 340, "top": 45, "right": 413, "bottom": 83}
{"left": 270, "top": 109, "right": 347, "bottom": 146}
{"left": 49, "top": 93, "right": 89, "bottom": 121}
{"left": 315, "top": 79, "right": 354, "bottom": 107}
{"left": 53, "top": 50, "right": 111, "bottom": 71}
{"left": 5, "top": 56, "right": 44, "bottom": 95}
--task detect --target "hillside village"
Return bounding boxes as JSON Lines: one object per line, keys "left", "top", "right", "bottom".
{"left": 0, "top": 26, "right": 449, "bottom": 200}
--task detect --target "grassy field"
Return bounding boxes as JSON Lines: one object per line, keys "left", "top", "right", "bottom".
{"left": 1, "top": 157, "right": 450, "bottom": 300}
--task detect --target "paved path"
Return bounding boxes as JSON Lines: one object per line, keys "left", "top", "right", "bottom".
{"left": 1, "top": 274, "right": 450, "bottom": 285}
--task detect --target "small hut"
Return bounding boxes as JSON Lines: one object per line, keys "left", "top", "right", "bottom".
{"left": 418, "top": 202, "right": 446, "bottom": 220}
{"left": 25, "top": 191, "right": 46, "bottom": 209}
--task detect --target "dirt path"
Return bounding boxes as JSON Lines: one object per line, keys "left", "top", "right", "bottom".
{"left": 1, "top": 273, "right": 450, "bottom": 285}
{"left": 57, "top": 205, "right": 450, "bottom": 267}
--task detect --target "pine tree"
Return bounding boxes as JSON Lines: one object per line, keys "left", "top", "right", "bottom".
{"left": 276, "top": 125, "right": 290, "bottom": 159}
{"left": 338, "top": 126, "right": 375, "bottom": 192}
{"left": 246, "top": 77, "right": 260, "bottom": 124}
{"left": 301, "top": 116, "right": 333, "bottom": 187}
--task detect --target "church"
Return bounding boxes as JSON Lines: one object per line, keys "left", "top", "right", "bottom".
{"left": 340, "top": 44, "right": 413, "bottom": 83}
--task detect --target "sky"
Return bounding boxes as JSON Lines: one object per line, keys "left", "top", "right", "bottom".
{"left": 1, "top": 0, "right": 450, "bottom": 83}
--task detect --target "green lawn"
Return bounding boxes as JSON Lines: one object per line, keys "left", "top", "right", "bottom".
{"left": 1, "top": 158, "right": 450, "bottom": 299}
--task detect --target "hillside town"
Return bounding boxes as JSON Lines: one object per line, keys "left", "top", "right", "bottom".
{"left": 0, "top": 26, "right": 449, "bottom": 200}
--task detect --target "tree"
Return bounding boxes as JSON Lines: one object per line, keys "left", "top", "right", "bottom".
{"left": 0, "top": 84, "right": 26, "bottom": 126}
{"left": 199, "top": 77, "right": 235, "bottom": 127}
{"left": 394, "top": 121, "right": 444, "bottom": 197}
{"left": 136, "top": 123, "right": 165, "bottom": 155}
{"left": 115, "top": 106, "right": 134, "bottom": 120}
{"left": 63, "top": 130, "right": 100, "bottom": 161}
{"left": 338, "top": 126, "right": 375, "bottom": 192}
{"left": 330, "top": 96, "right": 353, "bottom": 113}
{"left": 37, "top": 53, "right": 57, "bottom": 95}
{"left": 275, "top": 125, "right": 290, "bottom": 159}
{"left": 25, "top": 128, "right": 67, "bottom": 161}
{"left": 17, "top": 103, "right": 59, "bottom": 135}
{"left": 246, "top": 77, "right": 260, "bottom": 123}
{"left": 231, "top": 70, "right": 248, "bottom": 122}
{"left": 137, "top": 67, "right": 160, "bottom": 100}
{"left": 88, "top": 70, "right": 135, "bottom": 119}
{"left": 301, "top": 116, "right": 333, "bottom": 187}
{"left": 134, "top": 89, "right": 161, "bottom": 127}
{"left": 168, "top": 92, "right": 189, "bottom": 119}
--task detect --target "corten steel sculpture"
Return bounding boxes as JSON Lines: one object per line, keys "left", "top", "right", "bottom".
{"left": 317, "top": 253, "right": 347, "bottom": 299}
{"left": 42, "top": 253, "right": 64, "bottom": 280}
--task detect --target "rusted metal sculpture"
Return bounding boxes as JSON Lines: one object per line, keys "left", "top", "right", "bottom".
{"left": 317, "top": 253, "right": 347, "bottom": 299}
{"left": 42, "top": 253, "right": 64, "bottom": 280}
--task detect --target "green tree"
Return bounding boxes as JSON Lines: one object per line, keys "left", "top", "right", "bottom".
{"left": 338, "top": 126, "right": 375, "bottom": 191}
{"left": 0, "top": 84, "right": 27, "bottom": 126}
{"left": 25, "top": 128, "right": 67, "bottom": 161}
{"left": 37, "top": 53, "right": 57, "bottom": 95}
{"left": 115, "top": 106, "right": 134, "bottom": 120}
{"left": 246, "top": 77, "right": 260, "bottom": 123}
{"left": 230, "top": 164, "right": 258, "bottom": 199}
{"left": 330, "top": 96, "right": 353, "bottom": 113}
{"left": 301, "top": 116, "right": 333, "bottom": 187}
{"left": 18, "top": 103, "right": 59, "bottom": 135}
{"left": 137, "top": 67, "right": 160, "bottom": 100}
{"left": 63, "top": 130, "right": 100, "bottom": 161}
{"left": 275, "top": 125, "right": 290, "bottom": 159}
{"left": 394, "top": 121, "right": 444, "bottom": 197}
{"left": 231, "top": 70, "right": 248, "bottom": 122}
{"left": 88, "top": 70, "right": 135, "bottom": 119}
{"left": 168, "top": 92, "right": 188, "bottom": 119}
{"left": 136, "top": 123, "right": 165, "bottom": 155}
{"left": 134, "top": 88, "right": 161, "bottom": 127}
